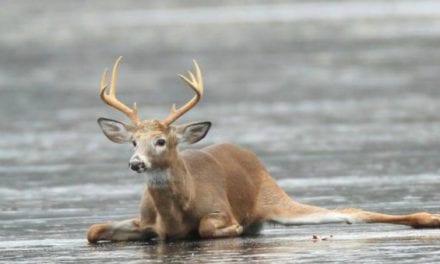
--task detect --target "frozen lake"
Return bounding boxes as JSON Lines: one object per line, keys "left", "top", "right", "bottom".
{"left": 1, "top": 1, "right": 440, "bottom": 263}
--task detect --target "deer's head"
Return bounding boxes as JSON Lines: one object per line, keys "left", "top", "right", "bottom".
{"left": 97, "top": 57, "right": 211, "bottom": 173}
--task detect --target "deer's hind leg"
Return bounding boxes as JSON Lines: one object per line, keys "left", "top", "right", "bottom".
{"left": 266, "top": 201, "right": 440, "bottom": 228}
{"left": 87, "top": 218, "right": 158, "bottom": 243}
{"left": 256, "top": 177, "right": 357, "bottom": 226}
{"left": 334, "top": 209, "right": 440, "bottom": 228}
{"left": 198, "top": 211, "right": 244, "bottom": 238}
{"left": 257, "top": 179, "right": 440, "bottom": 228}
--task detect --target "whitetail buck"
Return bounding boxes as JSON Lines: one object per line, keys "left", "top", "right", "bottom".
{"left": 87, "top": 57, "right": 440, "bottom": 243}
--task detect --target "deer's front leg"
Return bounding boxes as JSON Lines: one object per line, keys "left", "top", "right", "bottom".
{"left": 87, "top": 218, "right": 158, "bottom": 243}
{"left": 198, "top": 212, "right": 243, "bottom": 238}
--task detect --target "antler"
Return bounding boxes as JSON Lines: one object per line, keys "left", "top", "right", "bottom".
{"left": 100, "top": 56, "right": 141, "bottom": 126}
{"left": 162, "top": 60, "right": 204, "bottom": 127}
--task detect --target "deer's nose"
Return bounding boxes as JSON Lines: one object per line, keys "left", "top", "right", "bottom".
{"left": 129, "top": 157, "right": 145, "bottom": 172}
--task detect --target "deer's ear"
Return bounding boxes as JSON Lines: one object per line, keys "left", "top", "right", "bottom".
{"left": 97, "top": 118, "right": 134, "bottom": 144}
{"left": 175, "top": 121, "right": 211, "bottom": 145}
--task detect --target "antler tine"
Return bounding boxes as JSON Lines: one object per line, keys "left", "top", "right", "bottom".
{"left": 100, "top": 56, "right": 141, "bottom": 126}
{"left": 162, "top": 60, "right": 204, "bottom": 127}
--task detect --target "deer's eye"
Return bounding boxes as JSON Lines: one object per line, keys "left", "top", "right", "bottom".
{"left": 156, "top": 139, "right": 166, "bottom": 147}
{"left": 132, "top": 141, "right": 137, "bottom": 147}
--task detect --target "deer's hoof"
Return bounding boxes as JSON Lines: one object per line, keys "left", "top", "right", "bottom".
{"left": 410, "top": 213, "right": 440, "bottom": 228}
{"left": 87, "top": 223, "right": 113, "bottom": 243}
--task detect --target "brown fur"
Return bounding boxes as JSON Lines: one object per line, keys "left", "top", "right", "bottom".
{"left": 87, "top": 132, "right": 440, "bottom": 243}
{"left": 89, "top": 58, "right": 439, "bottom": 243}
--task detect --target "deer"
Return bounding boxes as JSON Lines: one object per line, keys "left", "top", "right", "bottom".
{"left": 87, "top": 56, "right": 440, "bottom": 243}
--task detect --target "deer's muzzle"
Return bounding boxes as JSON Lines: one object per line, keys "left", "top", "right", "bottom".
{"left": 129, "top": 156, "right": 146, "bottom": 173}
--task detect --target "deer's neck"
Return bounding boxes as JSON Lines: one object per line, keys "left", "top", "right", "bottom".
{"left": 146, "top": 154, "right": 194, "bottom": 213}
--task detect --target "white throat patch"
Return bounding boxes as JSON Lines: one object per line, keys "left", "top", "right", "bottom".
{"left": 145, "top": 169, "right": 170, "bottom": 188}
